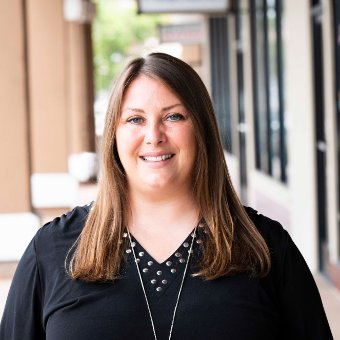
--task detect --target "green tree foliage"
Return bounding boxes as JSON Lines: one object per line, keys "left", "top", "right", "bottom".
{"left": 92, "top": 0, "right": 167, "bottom": 93}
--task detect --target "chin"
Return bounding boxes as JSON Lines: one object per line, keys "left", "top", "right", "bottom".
{"left": 141, "top": 175, "right": 178, "bottom": 191}
{"left": 144, "top": 180, "right": 171, "bottom": 190}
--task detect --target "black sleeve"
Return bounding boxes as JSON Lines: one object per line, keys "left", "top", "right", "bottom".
{"left": 0, "top": 236, "right": 45, "bottom": 340}
{"left": 270, "top": 221, "right": 333, "bottom": 339}
{"left": 245, "top": 207, "right": 333, "bottom": 339}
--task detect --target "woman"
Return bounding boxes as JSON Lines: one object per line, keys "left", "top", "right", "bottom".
{"left": 0, "top": 53, "right": 333, "bottom": 339}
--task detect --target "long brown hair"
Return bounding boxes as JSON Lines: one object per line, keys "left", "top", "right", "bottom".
{"left": 68, "top": 53, "right": 271, "bottom": 282}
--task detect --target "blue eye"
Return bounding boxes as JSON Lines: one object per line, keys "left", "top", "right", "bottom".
{"left": 127, "top": 117, "right": 143, "bottom": 124}
{"left": 167, "top": 113, "right": 185, "bottom": 121}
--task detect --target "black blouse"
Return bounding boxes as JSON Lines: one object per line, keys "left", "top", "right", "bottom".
{"left": 0, "top": 205, "right": 333, "bottom": 340}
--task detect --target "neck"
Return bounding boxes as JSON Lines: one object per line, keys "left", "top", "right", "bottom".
{"left": 126, "top": 188, "right": 199, "bottom": 263}
{"left": 127, "top": 188, "right": 199, "bottom": 235}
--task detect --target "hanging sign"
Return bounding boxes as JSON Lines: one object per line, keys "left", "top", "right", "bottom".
{"left": 138, "top": 0, "right": 229, "bottom": 14}
{"left": 159, "top": 23, "right": 204, "bottom": 44}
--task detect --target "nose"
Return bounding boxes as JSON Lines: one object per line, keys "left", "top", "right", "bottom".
{"left": 144, "top": 119, "right": 165, "bottom": 145}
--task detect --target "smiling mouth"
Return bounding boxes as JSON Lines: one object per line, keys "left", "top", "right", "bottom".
{"left": 141, "top": 154, "right": 174, "bottom": 162}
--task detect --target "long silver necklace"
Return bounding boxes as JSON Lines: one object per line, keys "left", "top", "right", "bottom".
{"left": 127, "top": 227, "right": 197, "bottom": 340}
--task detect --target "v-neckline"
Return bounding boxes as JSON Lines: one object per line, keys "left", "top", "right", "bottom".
{"left": 129, "top": 228, "right": 197, "bottom": 265}
{"left": 125, "top": 229, "right": 200, "bottom": 299}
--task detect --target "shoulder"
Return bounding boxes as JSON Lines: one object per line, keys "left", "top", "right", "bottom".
{"left": 244, "top": 206, "right": 288, "bottom": 241}
{"left": 33, "top": 203, "right": 92, "bottom": 258}
{"left": 37, "top": 203, "right": 91, "bottom": 237}
{"left": 244, "top": 206, "right": 290, "bottom": 261}
{"left": 243, "top": 206, "right": 306, "bottom": 280}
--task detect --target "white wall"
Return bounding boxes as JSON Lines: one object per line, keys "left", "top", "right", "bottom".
{"left": 283, "top": 0, "right": 318, "bottom": 271}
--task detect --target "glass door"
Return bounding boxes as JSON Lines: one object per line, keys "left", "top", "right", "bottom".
{"left": 311, "top": 0, "right": 328, "bottom": 271}
{"left": 333, "top": 0, "right": 340, "bottom": 261}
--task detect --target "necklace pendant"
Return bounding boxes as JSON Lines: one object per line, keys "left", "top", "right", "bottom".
{"left": 126, "top": 226, "right": 197, "bottom": 340}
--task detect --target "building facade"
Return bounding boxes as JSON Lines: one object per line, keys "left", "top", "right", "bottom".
{"left": 205, "top": 0, "right": 339, "bottom": 288}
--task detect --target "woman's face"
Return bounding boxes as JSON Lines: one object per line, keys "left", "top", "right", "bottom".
{"left": 116, "top": 75, "right": 197, "bottom": 196}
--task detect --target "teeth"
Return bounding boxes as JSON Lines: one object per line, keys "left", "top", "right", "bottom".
{"left": 143, "top": 154, "right": 172, "bottom": 162}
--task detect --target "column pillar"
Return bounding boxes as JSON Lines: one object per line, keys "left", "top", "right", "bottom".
{"left": 285, "top": 0, "right": 318, "bottom": 272}
{"left": 0, "top": 0, "right": 31, "bottom": 213}
{"left": 26, "top": 0, "right": 77, "bottom": 208}
{"left": 66, "top": 21, "right": 97, "bottom": 182}
{"left": 0, "top": 0, "right": 39, "bottom": 261}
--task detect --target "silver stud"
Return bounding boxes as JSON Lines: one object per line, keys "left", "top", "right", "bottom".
{"left": 135, "top": 258, "right": 140, "bottom": 263}
{"left": 191, "top": 232, "right": 196, "bottom": 238}
{"left": 123, "top": 232, "right": 128, "bottom": 238}
{"left": 157, "top": 270, "right": 162, "bottom": 275}
{"left": 166, "top": 261, "right": 172, "bottom": 266}
{"left": 156, "top": 287, "right": 162, "bottom": 292}
{"left": 183, "top": 242, "right": 189, "bottom": 248}
{"left": 175, "top": 252, "right": 182, "bottom": 257}
{"left": 148, "top": 261, "right": 153, "bottom": 266}
{"left": 196, "top": 239, "right": 202, "bottom": 244}
{"left": 179, "top": 258, "right": 185, "bottom": 263}
{"left": 139, "top": 252, "right": 144, "bottom": 257}
{"left": 143, "top": 268, "right": 148, "bottom": 273}
{"left": 131, "top": 242, "right": 136, "bottom": 247}
{"left": 126, "top": 249, "right": 131, "bottom": 253}
{"left": 151, "top": 279, "right": 157, "bottom": 284}
{"left": 171, "top": 268, "right": 176, "bottom": 273}
{"left": 162, "top": 279, "right": 167, "bottom": 284}
{"left": 198, "top": 222, "right": 204, "bottom": 228}
{"left": 188, "top": 249, "right": 193, "bottom": 254}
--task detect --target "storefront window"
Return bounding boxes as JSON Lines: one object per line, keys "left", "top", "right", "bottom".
{"left": 209, "top": 16, "right": 233, "bottom": 153}
{"left": 250, "top": 0, "right": 287, "bottom": 182}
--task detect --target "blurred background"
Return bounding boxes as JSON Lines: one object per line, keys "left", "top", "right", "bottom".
{"left": 1, "top": 0, "right": 340, "bottom": 337}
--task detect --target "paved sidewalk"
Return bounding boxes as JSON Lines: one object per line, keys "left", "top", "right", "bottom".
{"left": 0, "top": 279, "right": 11, "bottom": 318}
{"left": 0, "top": 271, "right": 339, "bottom": 338}
{"left": 315, "top": 275, "right": 340, "bottom": 339}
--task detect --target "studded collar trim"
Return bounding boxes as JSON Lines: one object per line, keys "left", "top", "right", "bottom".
{"left": 123, "top": 230, "right": 203, "bottom": 299}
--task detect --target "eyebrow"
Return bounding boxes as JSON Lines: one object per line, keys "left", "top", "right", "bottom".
{"left": 122, "top": 103, "right": 184, "bottom": 113}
